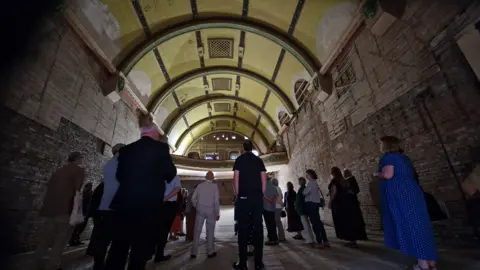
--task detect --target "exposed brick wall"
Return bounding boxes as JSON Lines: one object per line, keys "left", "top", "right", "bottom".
{"left": 0, "top": 108, "right": 113, "bottom": 253}
{"left": 279, "top": 0, "right": 480, "bottom": 246}
{"left": 0, "top": 15, "right": 139, "bottom": 254}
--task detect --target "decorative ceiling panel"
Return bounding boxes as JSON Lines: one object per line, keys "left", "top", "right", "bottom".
{"left": 202, "top": 29, "right": 239, "bottom": 67}
{"left": 157, "top": 32, "right": 201, "bottom": 79}
{"left": 213, "top": 102, "right": 232, "bottom": 113}
{"left": 210, "top": 100, "right": 234, "bottom": 116}
{"left": 242, "top": 32, "right": 282, "bottom": 79}
{"left": 215, "top": 120, "right": 231, "bottom": 128}
{"left": 249, "top": 0, "right": 297, "bottom": 32}
{"left": 211, "top": 77, "right": 233, "bottom": 91}
{"left": 208, "top": 38, "right": 234, "bottom": 59}
{"left": 206, "top": 74, "right": 236, "bottom": 95}
{"left": 140, "top": 0, "right": 193, "bottom": 34}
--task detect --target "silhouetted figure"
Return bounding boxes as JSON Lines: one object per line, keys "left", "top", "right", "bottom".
{"left": 153, "top": 175, "right": 181, "bottom": 262}
{"left": 86, "top": 144, "right": 124, "bottom": 270}
{"left": 328, "top": 167, "right": 367, "bottom": 248}
{"left": 233, "top": 140, "right": 267, "bottom": 270}
{"left": 35, "top": 152, "right": 85, "bottom": 270}
{"left": 104, "top": 117, "right": 176, "bottom": 270}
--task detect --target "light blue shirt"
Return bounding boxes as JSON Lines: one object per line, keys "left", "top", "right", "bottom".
{"left": 165, "top": 176, "right": 181, "bottom": 202}
{"left": 99, "top": 156, "right": 120, "bottom": 210}
{"left": 263, "top": 180, "right": 277, "bottom": 212}
{"left": 303, "top": 179, "right": 323, "bottom": 203}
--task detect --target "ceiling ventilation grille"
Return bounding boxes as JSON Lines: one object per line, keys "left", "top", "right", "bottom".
{"left": 211, "top": 78, "right": 232, "bottom": 91}
{"left": 215, "top": 120, "right": 230, "bottom": 128}
{"left": 208, "top": 38, "right": 234, "bottom": 59}
{"left": 213, "top": 103, "right": 231, "bottom": 112}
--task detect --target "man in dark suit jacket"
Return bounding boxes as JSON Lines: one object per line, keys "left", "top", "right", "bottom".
{"left": 105, "top": 125, "right": 177, "bottom": 270}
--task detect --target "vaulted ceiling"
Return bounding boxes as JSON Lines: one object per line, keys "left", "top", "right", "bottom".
{"left": 86, "top": 0, "right": 360, "bottom": 155}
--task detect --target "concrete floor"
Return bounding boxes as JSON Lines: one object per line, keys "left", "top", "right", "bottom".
{"left": 62, "top": 206, "right": 479, "bottom": 270}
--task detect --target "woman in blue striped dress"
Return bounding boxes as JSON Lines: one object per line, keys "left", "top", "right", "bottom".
{"left": 376, "top": 136, "right": 437, "bottom": 270}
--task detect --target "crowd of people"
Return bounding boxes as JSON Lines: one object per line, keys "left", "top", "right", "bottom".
{"left": 33, "top": 109, "right": 439, "bottom": 270}
{"left": 231, "top": 136, "right": 438, "bottom": 270}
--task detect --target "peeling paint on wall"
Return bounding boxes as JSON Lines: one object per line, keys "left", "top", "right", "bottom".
{"left": 316, "top": 2, "right": 357, "bottom": 63}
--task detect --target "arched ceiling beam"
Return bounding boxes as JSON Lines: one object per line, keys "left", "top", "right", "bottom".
{"left": 175, "top": 115, "right": 269, "bottom": 151}
{"left": 184, "top": 130, "right": 261, "bottom": 156}
{"left": 165, "top": 95, "right": 279, "bottom": 135}
{"left": 119, "top": 17, "right": 321, "bottom": 76}
{"left": 148, "top": 66, "right": 295, "bottom": 113}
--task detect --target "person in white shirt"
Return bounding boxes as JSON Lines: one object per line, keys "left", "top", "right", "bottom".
{"left": 190, "top": 171, "right": 220, "bottom": 258}
{"left": 272, "top": 178, "right": 286, "bottom": 241}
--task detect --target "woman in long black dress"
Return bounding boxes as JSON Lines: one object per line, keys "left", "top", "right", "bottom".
{"left": 328, "top": 167, "right": 367, "bottom": 248}
{"left": 284, "top": 182, "right": 303, "bottom": 240}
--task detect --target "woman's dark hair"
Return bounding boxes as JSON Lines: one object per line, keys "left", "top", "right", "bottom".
{"left": 306, "top": 169, "right": 317, "bottom": 179}
{"left": 286, "top": 182, "right": 294, "bottom": 191}
{"left": 331, "top": 167, "right": 343, "bottom": 180}
{"left": 298, "top": 177, "right": 306, "bottom": 185}
{"left": 380, "top": 135, "right": 402, "bottom": 153}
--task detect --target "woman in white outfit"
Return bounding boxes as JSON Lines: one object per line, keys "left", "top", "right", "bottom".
{"left": 297, "top": 177, "right": 314, "bottom": 244}
{"left": 272, "top": 178, "right": 286, "bottom": 241}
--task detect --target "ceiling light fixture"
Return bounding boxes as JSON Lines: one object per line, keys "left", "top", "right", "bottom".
{"left": 244, "top": 136, "right": 248, "bottom": 139}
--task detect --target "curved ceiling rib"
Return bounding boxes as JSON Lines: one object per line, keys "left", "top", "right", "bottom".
{"left": 184, "top": 130, "right": 261, "bottom": 156}
{"left": 165, "top": 95, "right": 279, "bottom": 135}
{"left": 147, "top": 66, "right": 295, "bottom": 113}
{"left": 118, "top": 17, "right": 321, "bottom": 76}
{"left": 175, "top": 115, "right": 269, "bottom": 151}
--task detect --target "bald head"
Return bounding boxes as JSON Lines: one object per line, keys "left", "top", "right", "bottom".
{"left": 206, "top": 171, "right": 214, "bottom": 181}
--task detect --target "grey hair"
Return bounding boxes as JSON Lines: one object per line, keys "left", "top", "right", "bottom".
{"left": 272, "top": 178, "right": 279, "bottom": 186}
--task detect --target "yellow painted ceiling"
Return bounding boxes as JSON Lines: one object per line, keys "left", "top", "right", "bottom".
{"left": 242, "top": 32, "right": 282, "bottom": 80}
{"left": 94, "top": 0, "right": 358, "bottom": 155}
{"left": 158, "top": 32, "right": 200, "bottom": 78}
{"left": 140, "top": 0, "right": 192, "bottom": 33}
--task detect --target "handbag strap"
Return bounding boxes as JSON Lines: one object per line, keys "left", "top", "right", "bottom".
{"left": 317, "top": 182, "right": 325, "bottom": 199}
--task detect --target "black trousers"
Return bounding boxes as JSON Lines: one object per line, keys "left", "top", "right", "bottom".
{"left": 154, "top": 201, "right": 178, "bottom": 257}
{"left": 263, "top": 210, "right": 278, "bottom": 242}
{"left": 86, "top": 211, "right": 115, "bottom": 270}
{"left": 104, "top": 211, "right": 157, "bottom": 270}
{"left": 236, "top": 196, "right": 264, "bottom": 267}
